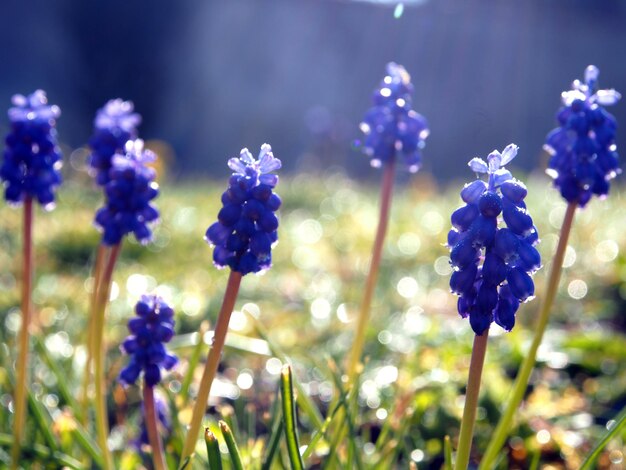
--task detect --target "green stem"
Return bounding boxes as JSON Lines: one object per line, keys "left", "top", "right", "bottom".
{"left": 455, "top": 331, "right": 489, "bottom": 470}
{"left": 346, "top": 160, "right": 395, "bottom": 381}
{"left": 479, "top": 202, "right": 576, "bottom": 470}
{"left": 81, "top": 243, "right": 106, "bottom": 422}
{"left": 281, "top": 365, "right": 304, "bottom": 470}
{"left": 93, "top": 243, "right": 121, "bottom": 470}
{"left": 180, "top": 271, "right": 243, "bottom": 466}
{"left": 11, "top": 197, "right": 33, "bottom": 469}
{"left": 143, "top": 384, "right": 167, "bottom": 470}
{"left": 580, "top": 405, "right": 626, "bottom": 470}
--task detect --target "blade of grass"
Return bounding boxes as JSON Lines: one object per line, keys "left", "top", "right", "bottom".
{"left": 219, "top": 420, "right": 244, "bottom": 470}
{"left": 33, "top": 336, "right": 82, "bottom": 421}
{"left": 281, "top": 365, "right": 304, "bottom": 470}
{"left": 580, "top": 405, "right": 626, "bottom": 470}
{"left": 528, "top": 448, "right": 540, "bottom": 470}
{"left": 179, "top": 322, "right": 209, "bottom": 405}
{"left": 301, "top": 398, "right": 345, "bottom": 461}
{"left": 27, "top": 390, "right": 58, "bottom": 452}
{"left": 247, "top": 310, "right": 324, "bottom": 431}
{"left": 444, "top": 435, "right": 453, "bottom": 470}
{"left": 205, "top": 428, "right": 223, "bottom": 470}
{"left": 71, "top": 425, "right": 104, "bottom": 468}
{"left": 261, "top": 411, "right": 284, "bottom": 470}
{"left": 0, "top": 433, "right": 82, "bottom": 469}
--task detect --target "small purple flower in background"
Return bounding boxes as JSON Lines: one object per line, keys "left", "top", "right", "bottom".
{"left": 1, "top": 90, "right": 62, "bottom": 208}
{"left": 205, "top": 144, "right": 282, "bottom": 275}
{"left": 119, "top": 295, "right": 178, "bottom": 387}
{"left": 545, "top": 65, "right": 621, "bottom": 207}
{"left": 94, "top": 140, "right": 159, "bottom": 245}
{"left": 89, "top": 99, "right": 141, "bottom": 186}
{"left": 448, "top": 144, "right": 540, "bottom": 335}
{"left": 360, "top": 62, "right": 429, "bottom": 172}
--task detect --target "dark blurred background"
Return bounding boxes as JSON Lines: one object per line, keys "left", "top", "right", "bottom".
{"left": 1, "top": 0, "right": 625, "bottom": 180}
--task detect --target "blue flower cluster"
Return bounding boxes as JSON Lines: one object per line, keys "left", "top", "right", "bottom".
{"left": 119, "top": 295, "right": 178, "bottom": 387}
{"left": 448, "top": 145, "right": 540, "bottom": 335}
{"left": 360, "top": 62, "right": 429, "bottom": 172}
{"left": 545, "top": 65, "right": 621, "bottom": 207}
{"left": 94, "top": 140, "right": 159, "bottom": 245}
{"left": 1, "top": 90, "right": 62, "bottom": 207}
{"left": 205, "top": 144, "right": 282, "bottom": 275}
{"left": 89, "top": 99, "right": 141, "bottom": 186}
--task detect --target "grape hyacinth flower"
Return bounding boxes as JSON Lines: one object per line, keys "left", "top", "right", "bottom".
{"left": 89, "top": 99, "right": 141, "bottom": 186}
{"left": 205, "top": 144, "right": 282, "bottom": 275}
{"left": 481, "top": 67, "right": 621, "bottom": 470}
{"left": 91, "top": 139, "right": 159, "bottom": 469}
{"left": 120, "top": 295, "right": 176, "bottom": 470}
{"left": 2, "top": 90, "right": 62, "bottom": 468}
{"left": 450, "top": 144, "right": 540, "bottom": 470}
{"left": 360, "top": 62, "right": 429, "bottom": 172}
{"left": 119, "top": 295, "right": 178, "bottom": 387}
{"left": 346, "top": 63, "right": 429, "bottom": 392}
{"left": 94, "top": 140, "right": 159, "bottom": 246}
{"left": 449, "top": 144, "right": 540, "bottom": 335}
{"left": 545, "top": 65, "right": 621, "bottom": 207}
{"left": 1, "top": 90, "right": 62, "bottom": 207}
{"left": 181, "top": 144, "right": 281, "bottom": 465}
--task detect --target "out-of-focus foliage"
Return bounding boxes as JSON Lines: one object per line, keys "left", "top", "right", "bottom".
{"left": 0, "top": 172, "right": 624, "bottom": 468}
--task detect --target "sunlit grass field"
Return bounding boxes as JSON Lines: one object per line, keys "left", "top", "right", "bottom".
{"left": 1, "top": 170, "right": 625, "bottom": 468}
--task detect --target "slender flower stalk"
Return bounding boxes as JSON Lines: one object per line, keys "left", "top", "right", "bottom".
{"left": 93, "top": 243, "right": 121, "bottom": 470}
{"left": 142, "top": 385, "right": 166, "bottom": 470}
{"left": 347, "top": 62, "right": 428, "bottom": 382}
{"left": 478, "top": 203, "right": 575, "bottom": 469}
{"left": 1, "top": 91, "right": 62, "bottom": 468}
{"left": 448, "top": 145, "right": 540, "bottom": 469}
{"left": 455, "top": 331, "right": 489, "bottom": 470}
{"left": 180, "top": 145, "right": 281, "bottom": 465}
{"left": 480, "top": 66, "right": 620, "bottom": 470}
{"left": 80, "top": 243, "right": 106, "bottom": 420}
{"left": 346, "top": 159, "right": 395, "bottom": 379}
{"left": 10, "top": 197, "right": 33, "bottom": 468}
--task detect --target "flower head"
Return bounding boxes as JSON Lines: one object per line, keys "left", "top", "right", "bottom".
{"left": 119, "top": 295, "right": 177, "bottom": 387}
{"left": 448, "top": 144, "right": 540, "bottom": 335}
{"left": 545, "top": 65, "right": 621, "bottom": 207}
{"left": 89, "top": 99, "right": 142, "bottom": 186}
{"left": 94, "top": 140, "right": 159, "bottom": 245}
{"left": 360, "top": 62, "right": 429, "bottom": 172}
{"left": 205, "top": 144, "right": 282, "bottom": 275}
{"left": 1, "top": 90, "right": 62, "bottom": 208}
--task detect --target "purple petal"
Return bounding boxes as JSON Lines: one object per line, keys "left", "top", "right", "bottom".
{"left": 468, "top": 158, "right": 489, "bottom": 173}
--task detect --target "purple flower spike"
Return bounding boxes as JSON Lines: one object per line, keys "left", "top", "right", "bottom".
{"left": 448, "top": 145, "right": 540, "bottom": 335}
{"left": 360, "top": 62, "right": 429, "bottom": 172}
{"left": 545, "top": 65, "right": 621, "bottom": 207}
{"left": 119, "top": 295, "right": 177, "bottom": 387}
{"left": 89, "top": 99, "right": 142, "bottom": 186}
{"left": 1, "top": 90, "right": 62, "bottom": 208}
{"left": 205, "top": 144, "right": 281, "bottom": 275}
{"left": 94, "top": 140, "right": 159, "bottom": 246}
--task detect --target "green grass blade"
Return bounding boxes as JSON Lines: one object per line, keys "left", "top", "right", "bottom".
{"left": 444, "top": 435, "right": 453, "bottom": 470}
{"left": 0, "top": 433, "right": 82, "bottom": 469}
{"left": 248, "top": 311, "right": 324, "bottom": 430}
{"left": 70, "top": 421, "right": 104, "bottom": 468}
{"left": 26, "top": 389, "right": 58, "bottom": 452}
{"left": 33, "top": 336, "right": 82, "bottom": 421}
{"left": 580, "top": 405, "right": 626, "bottom": 470}
{"left": 205, "top": 428, "right": 223, "bottom": 470}
{"left": 281, "top": 365, "right": 304, "bottom": 470}
{"left": 301, "top": 398, "right": 344, "bottom": 461}
{"left": 180, "top": 322, "right": 209, "bottom": 404}
{"left": 261, "top": 416, "right": 284, "bottom": 470}
{"left": 219, "top": 420, "right": 244, "bottom": 470}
